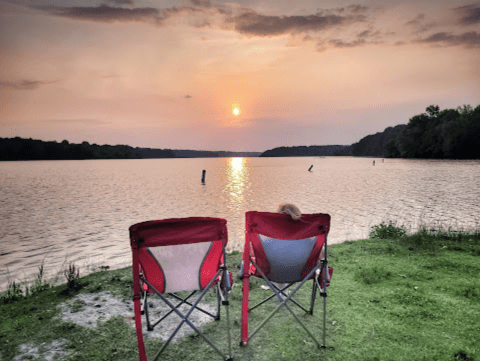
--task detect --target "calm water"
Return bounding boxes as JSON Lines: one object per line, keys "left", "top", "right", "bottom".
{"left": 1, "top": 157, "right": 479, "bottom": 290}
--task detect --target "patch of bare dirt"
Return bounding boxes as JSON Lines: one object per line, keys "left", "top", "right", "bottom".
{"left": 13, "top": 339, "right": 69, "bottom": 361}
{"left": 59, "top": 291, "right": 217, "bottom": 342}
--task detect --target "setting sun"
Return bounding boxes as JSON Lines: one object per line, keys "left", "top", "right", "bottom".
{"left": 233, "top": 107, "right": 240, "bottom": 116}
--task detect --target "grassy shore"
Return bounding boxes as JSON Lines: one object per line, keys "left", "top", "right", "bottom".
{"left": 1, "top": 226, "right": 479, "bottom": 360}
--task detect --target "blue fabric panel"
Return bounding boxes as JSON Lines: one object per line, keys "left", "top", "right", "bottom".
{"left": 258, "top": 234, "right": 316, "bottom": 283}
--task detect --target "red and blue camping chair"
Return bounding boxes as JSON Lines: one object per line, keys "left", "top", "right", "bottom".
{"left": 130, "top": 217, "right": 233, "bottom": 361}
{"left": 240, "top": 211, "right": 333, "bottom": 348}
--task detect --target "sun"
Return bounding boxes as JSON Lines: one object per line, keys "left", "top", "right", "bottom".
{"left": 232, "top": 103, "right": 241, "bottom": 116}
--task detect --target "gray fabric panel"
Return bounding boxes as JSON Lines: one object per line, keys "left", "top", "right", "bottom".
{"left": 258, "top": 234, "right": 316, "bottom": 283}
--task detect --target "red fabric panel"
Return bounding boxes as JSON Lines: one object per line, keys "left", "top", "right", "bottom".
{"left": 245, "top": 211, "right": 330, "bottom": 279}
{"left": 200, "top": 241, "right": 223, "bottom": 289}
{"left": 129, "top": 217, "right": 228, "bottom": 247}
{"left": 138, "top": 248, "right": 165, "bottom": 294}
{"left": 246, "top": 211, "right": 330, "bottom": 240}
{"left": 301, "top": 234, "right": 325, "bottom": 279}
{"left": 319, "top": 266, "right": 333, "bottom": 287}
{"left": 249, "top": 233, "right": 270, "bottom": 277}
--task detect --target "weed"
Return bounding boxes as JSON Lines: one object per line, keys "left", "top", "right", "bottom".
{"left": 64, "top": 262, "right": 80, "bottom": 290}
{"left": 1, "top": 280, "right": 24, "bottom": 304}
{"left": 1, "top": 262, "right": 52, "bottom": 304}
{"left": 70, "top": 298, "right": 86, "bottom": 313}
{"left": 29, "top": 261, "right": 50, "bottom": 295}
{"left": 369, "top": 221, "right": 407, "bottom": 239}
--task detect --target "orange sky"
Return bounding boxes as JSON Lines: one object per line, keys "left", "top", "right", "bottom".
{"left": 1, "top": 0, "right": 479, "bottom": 151}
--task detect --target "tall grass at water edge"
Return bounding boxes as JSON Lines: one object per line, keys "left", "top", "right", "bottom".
{"left": 1, "top": 222, "right": 479, "bottom": 360}
{"left": 2, "top": 259, "right": 85, "bottom": 304}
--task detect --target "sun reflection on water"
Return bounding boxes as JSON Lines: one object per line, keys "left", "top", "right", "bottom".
{"left": 227, "top": 157, "right": 248, "bottom": 204}
{"left": 222, "top": 157, "right": 250, "bottom": 248}
{"left": 230, "top": 157, "right": 245, "bottom": 173}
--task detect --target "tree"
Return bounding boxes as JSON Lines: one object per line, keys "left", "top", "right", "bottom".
{"left": 426, "top": 105, "right": 440, "bottom": 118}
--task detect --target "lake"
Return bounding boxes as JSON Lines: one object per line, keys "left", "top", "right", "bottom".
{"left": 1, "top": 157, "right": 479, "bottom": 291}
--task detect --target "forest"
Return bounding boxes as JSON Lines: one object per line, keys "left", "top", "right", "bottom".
{"left": 386, "top": 104, "right": 480, "bottom": 159}
{"left": 0, "top": 137, "right": 258, "bottom": 160}
{"left": 0, "top": 138, "right": 173, "bottom": 161}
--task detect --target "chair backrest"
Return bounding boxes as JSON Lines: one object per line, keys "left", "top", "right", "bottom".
{"left": 245, "top": 211, "right": 330, "bottom": 282}
{"left": 130, "top": 217, "right": 228, "bottom": 293}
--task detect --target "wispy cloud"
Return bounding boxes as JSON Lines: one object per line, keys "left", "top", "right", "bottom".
{"left": 189, "top": 0, "right": 211, "bottom": 7}
{"left": 30, "top": 2, "right": 479, "bottom": 52}
{"left": 34, "top": 4, "right": 162, "bottom": 24}
{"left": 32, "top": 3, "right": 222, "bottom": 28}
{"left": 453, "top": 3, "right": 480, "bottom": 25}
{"left": 406, "top": 13, "right": 426, "bottom": 26}
{"left": 32, "top": 3, "right": 370, "bottom": 42}
{"left": 185, "top": 94, "right": 192, "bottom": 99}
{"left": 106, "top": 0, "right": 135, "bottom": 5}
{"left": 416, "top": 31, "right": 480, "bottom": 47}
{"left": 46, "top": 119, "right": 110, "bottom": 125}
{"left": 404, "top": 13, "right": 438, "bottom": 34}
{"left": 328, "top": 38, "right": 367, "bottom": 48}
{"left": 345, "top": 5, "right": 369, "bottom": 14}
{"left": 0, "top": 79, "right": 55, "bottom": 90}
{"left": 224, "top": 11, "right": 367, "bottom": 37}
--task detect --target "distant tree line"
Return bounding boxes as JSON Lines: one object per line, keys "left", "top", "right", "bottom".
{"left": 0, "top": 137, "right": 259, "bottom": 161}
{"left": 260, "top": 145, "right": 352, "bottom": 157}
{"left": 351, "top": 124, "right": 406, "bottom": 157}
{"left": 258, "top": 104, "right": 479, "bottom": 159}
{"left": 386, "top": 104, "right": 480, "bottom": 159}
{"left": 0, "top": 138, "right": 171, "bottom": 161}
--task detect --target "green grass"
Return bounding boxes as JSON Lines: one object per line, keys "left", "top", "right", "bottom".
{"left": 1, "top": 229, "right": 479, "bottom": 360}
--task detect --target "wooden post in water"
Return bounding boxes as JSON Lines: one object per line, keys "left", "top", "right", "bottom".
{"left": 308, "top": 165, "right": 313, "bottom": 172}
{"left": 201, "top": 169, "right": 206, "bottom": 184}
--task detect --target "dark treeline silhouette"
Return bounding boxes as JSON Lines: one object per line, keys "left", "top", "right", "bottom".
{"left": 0, "top": 137, "right": 260, "bottom": 161}
{"left": 260, "top": 145, "right": 352, "bottom": 157}
{"left": 260, "top": 104, "right": 479, "bottom": 159}
{"left": 351, "top": 124, "right": 406, "bottom": 157}
{"left": 0, "top": 138, "right": 162, "bottom": 161}
{"left": 171, "top": 149, "right": 261, "bottom": 158}
{"left": 387, "top": 104, "right": 480, "bottom": 159}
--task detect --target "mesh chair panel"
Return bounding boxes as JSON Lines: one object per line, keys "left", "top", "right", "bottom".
{"left": 147, "top": 242, "right": 212, "bottom": 293}
{"left": 258, "top": 234, "right": 317, "bottom": 283}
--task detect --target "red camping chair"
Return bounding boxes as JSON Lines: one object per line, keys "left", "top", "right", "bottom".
{"left": 240, "top": 211, "right": 333, "bottom": 348}
{"left": 130, "top": 217, "right": 233, "bottom": 361}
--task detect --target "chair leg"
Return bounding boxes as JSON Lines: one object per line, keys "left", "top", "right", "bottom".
{"left": 144, "top": 272, "right": 230, "bottom": 361}
{"left": 133, "top": 293, "right": 147, "bottom": 361}
{"left": 215, "top": 283, "right": 221, "bottom": 321}
{"left": 310, "top": 278, "right": 317, "bottom": 315}
{"left": 221, "top": 269, "right": 233, "bottom": 359}
{"left": 143, "top": 290, "right": 153, "bottom": 331}
{"left": 241, "top": 274, "right": 250, "bottom": 346}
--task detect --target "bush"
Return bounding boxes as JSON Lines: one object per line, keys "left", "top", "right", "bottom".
{"left": 369, "top": 221, "right": 407, "bottom": 239}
